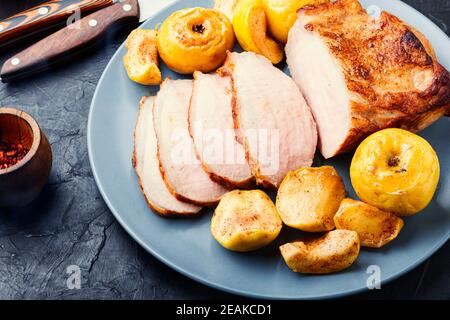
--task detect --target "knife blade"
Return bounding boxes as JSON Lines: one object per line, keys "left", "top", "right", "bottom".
{"left": 0, "top": 0, "right": 116, "bottom": 48}
{"left": 137, "top": 0, "right": 177, "bottom": 23}
{"left": 0, "top": 0, "right": 176, "bottom": 82}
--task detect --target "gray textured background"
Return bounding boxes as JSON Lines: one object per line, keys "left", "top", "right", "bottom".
{"left": 0, "top": 0, "right": 449, "bottom": 299}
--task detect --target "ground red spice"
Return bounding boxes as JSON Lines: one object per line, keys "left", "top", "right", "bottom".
{"left": 0, "top": 141, "right": 29, "bottom": 170}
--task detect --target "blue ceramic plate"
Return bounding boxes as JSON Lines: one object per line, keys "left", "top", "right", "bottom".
{"left": 88, "top": 0, "right": 450, "bottom": 299}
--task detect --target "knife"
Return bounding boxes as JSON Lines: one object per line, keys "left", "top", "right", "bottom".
{"left": 0, "top": 0, "right": 117, "bottom": 48}
{"left": 0, "top": 0, "right": 173, "bottom": 82}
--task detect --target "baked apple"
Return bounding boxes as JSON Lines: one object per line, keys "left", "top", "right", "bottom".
{"left": 276, "top": 166, "right": 346, "bottom": 232}
{"left": 263, "top": 0, "right": 329, "bottom": 44}
{"left": 350, "top": 128, "right": 440, "bottom": 216}
{"left": 123, "top": 29, "right": 161, "bottom": 85}
{"left": 232, "top": 0, "right": 284, "bottom": 64}
{"left": 334, "top": 198, "right": 404, "bottom": 248}
{"left": 211, "top": 190, "right": 282, "bottom": 252}
{"left": 280, "top": 230, "right": 360, "bottom": 274}
{"left": 157, "top": 7, "right": 235, "bottom": 74}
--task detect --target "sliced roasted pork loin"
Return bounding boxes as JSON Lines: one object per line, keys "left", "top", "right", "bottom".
{"left": 220, "top": 52, "right": 318, "bottom": 188}
{"left": 286, "top": 0, "right": 450, "bottom": 159}
{"left": 189, "top": 71, "right": 253, "bottom": 189}
{"left": 153, "top": 79, "right": 228, "bottom": 206}
{"left": 133, "top": 97, "right": 201, "bottom": 216}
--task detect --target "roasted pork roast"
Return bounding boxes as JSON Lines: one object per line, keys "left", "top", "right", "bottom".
{"left": 286, "top": 0, "right": 449, "bottom": 158}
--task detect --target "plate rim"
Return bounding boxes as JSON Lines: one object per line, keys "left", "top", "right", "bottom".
{"left": 87, "top": 0, "right": 450, "bottom": 299}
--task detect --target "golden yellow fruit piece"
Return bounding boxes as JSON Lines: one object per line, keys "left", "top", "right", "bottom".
{"left": 280, "top": 230, "right": 360, "bottom": 274}
{"left": 232, "top": 0, "right": 284, "bottom": 64}
{"left": 263, "top": 0, "right": 329, "bottom": 44}
{"left": 123, "top": 29, "right": 161, "bottom": 85}
{"left": 211, "top": 190, "right": 282, "bottom": 252}
{"left": 276, "top": 166, "right": 346, "bottom": 232}
{"left": 157, "top": 7, "right": 235, "bottom": 74}
{"left": 350, "top": 128, "right": 440, "bottom": 216}
{"left": 334, "top": 199, "right": 404, "bottom": 248}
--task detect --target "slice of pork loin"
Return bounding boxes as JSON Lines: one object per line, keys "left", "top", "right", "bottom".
{"left": 221, "top": 51, "right": 318, "bottom": 188}
{"left": 189, "top": 71, "right": 253, "bottom": 189}
{"left": 133, "top": 97, "right": 201, "bottom": 216}
{"left": 153, "top": 79, "right": 228, "bottom": 206}
{"left": 286, "top": 0, "right": 450, "bottom": 159}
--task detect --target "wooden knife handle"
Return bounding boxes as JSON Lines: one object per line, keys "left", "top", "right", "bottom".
{"left": 0, "top": 0, "right": 115, "bottom": 46}
{"left": 1, "top": 0, "right": 139, "bottom": 82}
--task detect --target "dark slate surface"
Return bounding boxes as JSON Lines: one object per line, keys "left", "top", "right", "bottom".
{"left": 0, "top": 0, "right": 449, "bottom": 300}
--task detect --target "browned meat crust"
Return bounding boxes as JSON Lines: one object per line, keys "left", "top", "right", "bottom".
{"left": 301, "top": 0, "right": 450, "bottom": 154}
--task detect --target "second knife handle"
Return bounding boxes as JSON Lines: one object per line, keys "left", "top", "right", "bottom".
{"left": 0, "top": 0, "right": 114, "bottom": 46}
{"left": 1, "top": 0, "right": 139, "bottom": 82}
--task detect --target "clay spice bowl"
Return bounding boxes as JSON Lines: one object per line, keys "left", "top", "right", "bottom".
{"left": 0, "top": 107, "right": 52, "bottom": 207}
